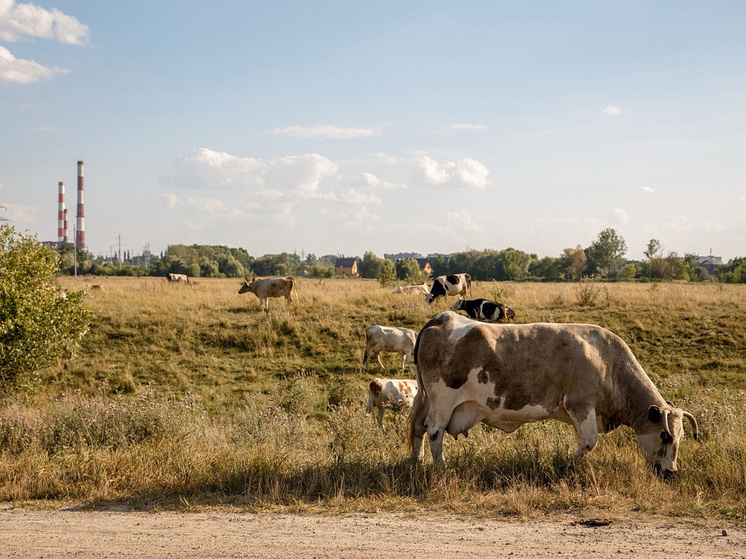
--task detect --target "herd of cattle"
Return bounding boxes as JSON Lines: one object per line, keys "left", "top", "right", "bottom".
{"left": 174, "top": 271, "right": 699, "bottom": 476}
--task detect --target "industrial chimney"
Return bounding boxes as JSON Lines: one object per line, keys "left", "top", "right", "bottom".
{"left": 75, "top": 161, "right": 85, "bottom": 250}
{"left": 63, "top": 208, "right": 69, "bottom": 243}
{"left": 57, "top": 181, "right": 66, "bottom": 243}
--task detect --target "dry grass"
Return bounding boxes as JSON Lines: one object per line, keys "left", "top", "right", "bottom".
{"left": 1, "top": 277, "right": 745, "bottom": 519}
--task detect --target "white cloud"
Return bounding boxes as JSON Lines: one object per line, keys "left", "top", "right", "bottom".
{"left": 268, "top": 124, "right": 381, "bottom": 139}
{"left": 639, "top": 186, "right": 655, "bottom": 194}
{"left": 0, "top": 45, "right": 67, "bottom": 83}
{"left": 413, "top": 155, "right": 490, "bottom": 189}
{"left": 0, "top": 1, "right": 89, "bottom": 45}
{"left": 1, "top": 202, "right": 37, "bottom": 223}
{"left": 340, "top": 206, "right": 381, "bottom": 230}
{"left": 341, "top": 188, "right": 381, "bottom": 205}
{"left": 445, "top": 123, "right": 487, "bottom": 131}
{"left": 601, "top": 105, "right": 623, "bottom": 116}
{"left": 446, "top": 210, "right": 481, "bottom": 232}
{"left": 165, "top": 148, "right": 338, "bottom": 197}
{"left": 358, "top": 172, "right": 407, "bottom": 189}
{"left": 609, "top": 207, "right": 629, "bottom": 224}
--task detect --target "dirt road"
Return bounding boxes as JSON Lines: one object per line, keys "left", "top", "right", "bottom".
{"left": 1, "top": 507, "right": 744, "bottom": 558}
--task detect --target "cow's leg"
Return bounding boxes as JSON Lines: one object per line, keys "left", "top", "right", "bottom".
{"left": 405, "top": 351, "right": 414, "bottom": 373}
{"left": 564, "top": 398, "right": 599, "bottom": 458}
{"left": 399, "top": 352, "right": 406, "bottom": 370}
{"left": 409, "top": 398, "right": 429, "bottom": 461}
{"left": 376, "top": 405, "right": 385, "bottom": 431}
{"left": 428, "top": 428, "right": 445, "bottom": 466}
{"left": 375, "top": 352, "right": 385, "bottom": 370}
{"left": 363, "top": 346, "right": 371, "bottom": 368}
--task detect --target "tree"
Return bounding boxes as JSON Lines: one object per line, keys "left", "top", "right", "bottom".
{"left": 358, "top": 251, "right": 387, "bottom": 279}
{"left": 0, "top": 225, "right": 93, "bottom": 391}
{"left": 395, "top": 258, "right": 422, "bottom": 282}
{"left": 586, "top": 229, "right": 627, "bottom": 278}
{"left": 644, "top": 239, "right": 663, "bottom": 279}
{"left": 559, "top": 245, "right": 587, "bottom": 280}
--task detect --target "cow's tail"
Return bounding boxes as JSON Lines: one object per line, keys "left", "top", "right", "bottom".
{"left": 407, "top": 322, "right": 433, "bottom": 453}
{"left": 465, "top": 273, "right": 472, "bottom": 297}
{"left": 362, "top": 327, "right": 372, "bottom": 366}
{"left": 288, "top": 276, "right": 298, "bottom": 302}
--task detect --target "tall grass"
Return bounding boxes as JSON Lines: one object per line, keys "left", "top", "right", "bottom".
{"left": 1, "top": 277, "right": 745, "bottom": 518}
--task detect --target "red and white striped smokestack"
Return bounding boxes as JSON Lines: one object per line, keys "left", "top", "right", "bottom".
{"left": 63, "top": 208, "right": 69, "bottom": 243}
{"left": 75, "top": 160, "right": 85, "bottom": 250}
{"left": 57, "top": 181, "right": 66, "bottom": 243}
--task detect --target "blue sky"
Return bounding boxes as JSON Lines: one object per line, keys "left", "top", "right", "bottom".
{"left": 1, "top": 1, "right": 744, "bottom": 261}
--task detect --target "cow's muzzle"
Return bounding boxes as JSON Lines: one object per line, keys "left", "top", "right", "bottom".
{"left": 653, "top": 463, "right": 677, "bottom": 479}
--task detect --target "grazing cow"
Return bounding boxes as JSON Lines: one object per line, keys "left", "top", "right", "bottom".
{"left": 365, "top": 378, "right": 419, "bottom": 430}
{"left": 238, "top": 276, "right": 297, "bottom": 310}
{"left": 451, "top": 298, "right": 515, "bottom": 321}
{"left": 425, "top": 273, "right": 471, "bottom": 305}
{"left": 392, "top": 283, "right": 430, "bottom": 295}
{"left": 363, "top": 325, "right": 417, "bottom": 373}
{"left": 408, "top": 311, "right": 698, "bottom": 477}
{"left": 167, "top": 273, "right": 189, "bottom": 283}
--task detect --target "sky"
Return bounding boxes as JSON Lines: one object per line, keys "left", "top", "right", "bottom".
{"left": 1, "top": 1, "right": 745, "bottom": 262}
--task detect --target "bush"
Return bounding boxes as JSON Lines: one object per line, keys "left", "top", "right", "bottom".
{"left": 0, "top": 225, "right": 93, "bottom": 391}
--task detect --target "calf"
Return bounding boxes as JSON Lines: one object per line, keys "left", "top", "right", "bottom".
{"left": 363, "top": 325, "right": 417, "bottom": 373}
{"left": 425, "top": 273, "right": 471, "bottom": 305}
{"left": 451, "top": 297, "right": 515, "bottom": 321}
{"left": 365, "top": 378, "right": 418, "bottom": 430}
{"left": 239, "top": 276, "right": 297, "bottom": 310}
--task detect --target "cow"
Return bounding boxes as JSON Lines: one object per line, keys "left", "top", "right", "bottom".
{"left": 392, "top": 283, "right": 430, "bottom": 295}
{"left": 238, "top": 276, "right": 297, "bottom": 310}
{"left": 363, "top": 325, "right": 418, "bottom": 373}
{"left": 167, "top": 273, "right": 189, "bottom": 283}
{"left": 451, "top": 297, "right": 515, "bottom": 321}
{"left": 365, "top": 378, "right": 419, "bottom": 430}
{"left": 425, "top": 273, "right": 471, "bottom": 305}
{"left": 407, "top": 311, "right": 698, "bottom": 477}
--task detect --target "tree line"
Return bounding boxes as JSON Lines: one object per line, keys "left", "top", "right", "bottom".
{"left": 53, "top": 228, "right": 745, "bottom": 284}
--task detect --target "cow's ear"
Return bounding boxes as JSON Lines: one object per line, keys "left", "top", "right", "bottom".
{"left": 648, "top": 405, "right": 662, "bottom": 423}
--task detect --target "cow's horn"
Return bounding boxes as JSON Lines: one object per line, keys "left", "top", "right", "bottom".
{"left": 661, "top": 409, "right": 672, "bottom": 436}
{"left": 683, "top": 411, "right": 699, "bottom": 441}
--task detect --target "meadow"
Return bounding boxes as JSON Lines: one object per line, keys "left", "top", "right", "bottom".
{"left": 1, "top": 276, "right": 745, "bottom": 520}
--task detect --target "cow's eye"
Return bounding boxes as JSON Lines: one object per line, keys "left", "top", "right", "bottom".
{"left": 660, "top": 432, "right": 673, "bottom": 444}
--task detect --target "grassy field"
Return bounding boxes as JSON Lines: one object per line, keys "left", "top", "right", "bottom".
{"left": 1, "top": 276, "right": 745, "bottom": 519}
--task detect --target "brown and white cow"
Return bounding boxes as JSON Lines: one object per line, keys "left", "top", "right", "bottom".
{"left": 238, "top": 276, "right": 297, "bottom": 310}
{"left": 363, "top": 325, "right": 417, "bottom": 373}
{"left": 167, "top": 273, "right": 189, "bottom": 283}
{"left": 408, "top": 311, "right": 698, "bottom": 477}
{"left": 365, "top": 377, "right": 419, "bottom": 430}
{"left": 392, "top": 283, "right": 430, "bottom": 295}
{"left": 425, "top": 273, "right": 471, "bottom": 305}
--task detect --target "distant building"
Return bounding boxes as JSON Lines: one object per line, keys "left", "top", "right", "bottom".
{"left": 416, "top": 258, "right": 433, "bottom": 275}
{"left": 696, "top": 254, "right": 722, "bottom": 275}
{"left": 334, "top": 257, "right": 358, "bottom": 276}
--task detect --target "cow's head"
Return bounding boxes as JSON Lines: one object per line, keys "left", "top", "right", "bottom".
{"left": 636, "top": 404, "right": 698, "bottom": 478}
{"left": 238, "top": 278, "right": 258, "bottom": 294}
{"left": 425, "top": 293, "right": 436, "bottom": 305}
{"left": 450, "top": 298, "right": 465, "bottom": 311}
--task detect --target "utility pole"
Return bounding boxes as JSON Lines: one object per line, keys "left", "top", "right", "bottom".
{"left": 73, "top": 226, "right": 78, "bottom": 277}
{"left": 118, "top": 233, "right": 123, "bottom": 270}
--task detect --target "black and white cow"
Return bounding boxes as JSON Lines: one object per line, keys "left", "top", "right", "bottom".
{"left": 451, "top": 298, "right": 515, "bottom": 321}
{"left": 425, "top": 273, "right": 471, "bottom": 305}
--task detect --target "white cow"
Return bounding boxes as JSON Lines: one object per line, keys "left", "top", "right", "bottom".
{"left": 365, "top": 377, "right": 419, "bottom": 430}
{"left": 392, "top": 283, "right": 430, "bottom": 295}
{"left": 408, "top": 311, "right": 698, "bottom": 477}
{"left": 363, "top": 325, "right": 417, "bottom": 373}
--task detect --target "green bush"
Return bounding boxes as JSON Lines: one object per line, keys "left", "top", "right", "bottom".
{"left": 0, "top": 225, "right": 93, "bottom": 391}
